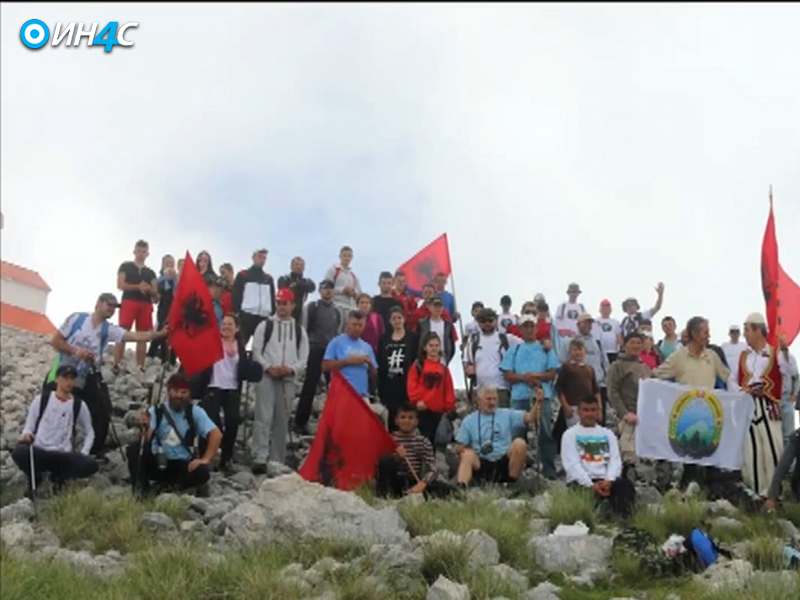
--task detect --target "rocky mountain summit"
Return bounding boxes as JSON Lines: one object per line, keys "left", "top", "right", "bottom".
{"left": 2, "top": 325, "right": 799, "bottom": 599}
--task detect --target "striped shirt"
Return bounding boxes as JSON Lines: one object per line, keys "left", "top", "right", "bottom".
{"left": 392, "top": 432, "right": 437, "bottom": 484}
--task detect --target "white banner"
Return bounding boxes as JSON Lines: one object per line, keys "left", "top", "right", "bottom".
{"left": 634, "top": 379, "right": 754, "bottom": 470}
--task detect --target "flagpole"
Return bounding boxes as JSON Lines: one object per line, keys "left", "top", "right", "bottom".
{"left": 447, "top": 251, "right": 471, "bottom": 397}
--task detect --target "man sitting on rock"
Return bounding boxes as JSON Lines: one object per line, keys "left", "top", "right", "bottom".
{"left": 127, "top": 373, "right": 221, "bottom": 496}
{"left": 455, "top": 385, "right": 540, "bottom": 487}
{"left": 561, "top": 394, "right": 636, "bottom": 517}
{"left": 13, "top": 365, "right": 98, "bottom": 494}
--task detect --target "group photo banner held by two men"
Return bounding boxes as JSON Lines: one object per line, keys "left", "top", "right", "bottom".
{"left": 635, "top": 379, "right": 755, "bottom": 471}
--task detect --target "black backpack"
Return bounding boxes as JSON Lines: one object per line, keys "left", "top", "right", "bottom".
{"left": 35, "top": 389, "right": 83, "bottom": 444}
{"left": 307, "top": 301, "right": 341, "bottom": 334}
{"left": 261, "top": 318, "right": 304, "bottom": 354}
{"left": 154, "top": 404, "right": 196, "bottom": 456}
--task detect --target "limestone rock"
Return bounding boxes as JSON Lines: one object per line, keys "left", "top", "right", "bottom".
{"left": 140, "top": 511, "right": 176, "bottom": 533}
{"left": 222, "top": 474, "right": 408, "bottom": 546}
{"left": 531, "top": 491, "right": 552, "bottom": 516}
{"left": 524, "top": 581, "right": 561, "bottom": 600}
{"left": 464, "top": 529, "right": 500, "bottom": 567}
{"left": 0, "top": 497, "right": 35, "bottom": 523}
{"left": 490, "top": 563, "right": 528, "bottom": 591}
{"left": 528, "top": 532, "right": 612, "bottom": 577}
{"left": 693, "top": 559, "right": 754, "bottom": 592}
{"left": 0, "top": 521, "right": 35, "bottom": 550}
{"left": 427, "top": 575, "right": 469, "bottom": 600}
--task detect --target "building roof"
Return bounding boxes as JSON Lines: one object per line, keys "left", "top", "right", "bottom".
{"left": 0, "top": 302, "right": 57, "bottom": 335}
{"left": 0, "top": 260, "right": 51, "bottom": 292}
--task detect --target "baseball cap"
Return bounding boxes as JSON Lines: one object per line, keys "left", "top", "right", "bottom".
{"left": 319, "top": 279, "right": 335, "bottom": 289}
{"left": 253, "top": 248, "right": 268, "bottom": 254}
{"left": 577, "top": 313, "right": 594, "bottom": 323}
{"left": 567, "top": 283, "right": 581, "bottom": 294}
{"left": 729, "top": 324, "right": 740, "bottom": 332}
{"left": 56, "top": 364, "right": 78, "bottom": 378}
{"left": 97, "top": 292, "right": 120, "bottom": 307}
{"left": 533, "top": 293, "right": 546, "bottom": 303}
{"left": 276, "top": 288, "right": 295, "bottom": 303}
{"left": 430, "top": 296, "right": 444, "bottom": 306}
{"left": 600, "top": 298, "right": 611, "bottom": 307}
{"left": 745, "top": 312, "right": 766, "bottom": 326}
{"left": 519, "top": 314, "right": 537, "bottom": 325}
{"left": 167, "top": 373, "right": 191, "bottom": 390}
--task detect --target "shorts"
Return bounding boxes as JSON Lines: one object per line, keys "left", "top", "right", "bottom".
{"left": 119, "top": 299, "right": 153, "bottom": 331}
{"left": 475, "top": 455, "right": 511, "bottom": 483}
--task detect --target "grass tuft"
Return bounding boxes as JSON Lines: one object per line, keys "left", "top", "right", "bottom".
{"left": 632, "top": 495, "right": 706, "bottom": 541}
{"left": 745, "top": 534, "right": 784, "bottom": 571}
{"left": 548, "top": 486, "right": 595, "bottom": 530}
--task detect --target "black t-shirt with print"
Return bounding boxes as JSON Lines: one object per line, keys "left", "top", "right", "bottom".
{"left": 118, "top": 262, "right": 157, "bottom": 302}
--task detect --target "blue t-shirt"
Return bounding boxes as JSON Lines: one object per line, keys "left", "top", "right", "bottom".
{"left": 148, "top": 402, "right": 217, "bottom": 461}
{"left": 499, "top": 341, "right": 560, "bottom": 401}
{"left": 456, "top": 409, "right": 526, "bottom": 462}
{"left": 438, "top": 290, "right": 456, "bottom": 318}
{"left": 323, "top": 334, "right": 378, "bottom": 396}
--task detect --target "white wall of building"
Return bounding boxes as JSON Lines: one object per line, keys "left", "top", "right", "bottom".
{"left": 0, "top": 279, "right": 47, "bottom": 314}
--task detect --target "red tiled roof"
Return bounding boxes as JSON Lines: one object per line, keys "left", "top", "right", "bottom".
{"left": 0, "top": 260, "right": 51, "bottom": 292}
{"left": 0, "top": 302, "right": 57, "bottom": 335}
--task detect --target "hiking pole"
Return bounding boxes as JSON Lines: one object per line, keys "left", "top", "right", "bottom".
{"left": 134, "top": 350, "right": 168, "bottom": 496}
{"left": 92, "top": 365, "right": 127, "bottom": 464}
{"left": 28, "top": 444, "right": 38, "bottom": 519}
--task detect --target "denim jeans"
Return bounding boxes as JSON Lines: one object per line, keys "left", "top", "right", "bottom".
{"left": 512, "top": 394, "right": 556, "bottom": 478}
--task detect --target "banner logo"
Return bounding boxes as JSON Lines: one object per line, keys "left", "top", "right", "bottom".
{"left": 668, "top": 390, "right": 723, "bottom": 459}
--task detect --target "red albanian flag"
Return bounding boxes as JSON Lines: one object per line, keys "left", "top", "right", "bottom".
{"left": 397, "top": 233, "right": 452, "bottom": 291}
{"left": 167, "top": 252, "right": 223, "bottom": 375}
{"left": 761, "top": 199, "right": 800, "bottom": 345}
{"left": 299, "top": 371, "right": 396, "bottom": 490}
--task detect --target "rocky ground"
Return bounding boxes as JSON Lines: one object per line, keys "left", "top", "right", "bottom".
{"left": 1, "top": 325, "right": 799, "bottom": 599}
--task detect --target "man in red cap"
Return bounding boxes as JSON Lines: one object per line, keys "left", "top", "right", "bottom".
{"left": 251, "top": 287, "right": 309, "bottom": 474}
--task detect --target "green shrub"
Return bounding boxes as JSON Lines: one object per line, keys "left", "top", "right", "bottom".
{"left": 420, "top": 539, "right": 471, "bottom": 584}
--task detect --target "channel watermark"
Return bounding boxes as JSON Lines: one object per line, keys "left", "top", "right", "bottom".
{"left": 19, "top": 19, "right": 139, "bottom": 53}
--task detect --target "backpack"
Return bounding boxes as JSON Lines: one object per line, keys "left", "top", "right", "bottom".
{"left": 46, "top": 313, "right": 109, "bottom": 384}
{"left": 34, "top": 388, "right": 84, "bottom": 445}
{"left": 686, "top": 528, "right": 720, "bottom": 570}
{"left": 154, "top": 403, "right": 196, "bottom": 456}
{"left": 469, "top": 332, "right": 509, "bottom": 363}
{"left": 261, "top": 318, "right": 304, "bottom": 354}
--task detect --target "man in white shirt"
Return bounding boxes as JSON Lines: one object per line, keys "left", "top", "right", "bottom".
{"left": 561, "top": 394, "right": 635, "bottom": 516}
{"left": 721, "top": 325, "right": 748, "bottom": 384}
{"left": 13, "top": 365, "right": 98, "bottom": 493}
{"left": 593, "top": 299, "right": 622, "bottom": 363}
{"left": 463, "top": 308, "right": 522, "bottom": 407}
{"left": 555, "top": 283, "right": 585, "bottom": 338}
{"left": 498, "top": 295, "right": 518, "bottom": 334}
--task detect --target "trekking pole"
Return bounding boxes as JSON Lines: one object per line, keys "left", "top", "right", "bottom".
{"left": 134, "top": 350, "right": 168, "bottom": 496}
{"left": 92, "top": 365, "right": 127, "bottom": 464}
{"left": 28, "top": 444, "right": 38, "bottom": 519}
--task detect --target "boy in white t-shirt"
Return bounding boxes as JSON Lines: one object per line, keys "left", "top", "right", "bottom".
{"left": 593, "top": 299, "right": 622, "bottom": 362}
{"left": 561, "top": 395, "right": 636, "bottom": 517}
{"left": 498, "top": 295, "right": 518, "bottom": 334}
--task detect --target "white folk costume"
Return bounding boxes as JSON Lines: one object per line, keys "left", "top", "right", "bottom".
{"left": 736, "top": 344, "right": 784, "bottom": 497}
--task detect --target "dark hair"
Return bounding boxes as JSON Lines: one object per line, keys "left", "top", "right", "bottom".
{"left": 623, "top": 331, "right": 644, "bottom": 344}
{"left": 348, "top": 310, "right": 366, "bottom": 321}
{"left": 500, "top": 295, "right": 512, "bottom": 306}
{"left": 389, "top": 306, "right": 404, "bottom": 317}
{"left": 135, "top": 239, "right": 149, "bottom": 249}
{"left": 222, "top": 313, "right": 239, "bottom": 327}
{"left": 356, "top": 293, "right": 372, "bottom": 305}
{"left": 167, "top": 373, "right": 191, "bottom": 390}
{"left": 340, "top": 245, "right": 353, "bottom": 254}
{"left": 686, "top": 316, "right": 708, "bottom": 342}
{"left": 568, "top": 338, "right": 586, "bottom": 351}
{"left": 379, "top": 271, "right": 393, "bottom": 281}
{"left": 394, "top": 269, "right": 405, "bottom": 277}
{"left": 536, "top": 301, "right": 549, "bottom": 312}
{"left": 396, "top": 403, "right": 418, "bottom": 416}
{"left": 422, "top": 282, "right": 435, "bottom": 290}
{"left": 579, "top": 395, "right": 598, "bottom": 406}
{"left": 661, "top": 316, "right": 675, "bottom": 325}
{"left": 220, "top": 262, "right": 233, "bottom": 274}
{"left": 471, "top": 301, "right": 484, "bottom": 311}
{"left": 196, "top": 250, "right": 215, "bottom": 275}
{"left": 640, "top": 319, "right": 652, "bottom": 327}
{"left": 418, "top": 332, "right": 442, "bottom": 366}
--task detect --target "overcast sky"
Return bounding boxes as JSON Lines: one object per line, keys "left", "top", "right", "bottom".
{"left": 2, "top": 3, "right": 799, "bottom": 353}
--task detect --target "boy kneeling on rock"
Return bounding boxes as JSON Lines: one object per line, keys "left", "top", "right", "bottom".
{"left": 127, "top": 373, "right": 221, "bottom": 497}
{"left": 561, "top": 394, "right": 636, "bottom": 517}
{"left": 13, "top": 365, "right": 98, "bottom": 494}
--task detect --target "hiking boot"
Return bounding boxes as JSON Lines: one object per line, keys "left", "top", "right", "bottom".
{"left": 219, "top": 460, "right": 237, "bottom": 476}
{"left": 194, "top": 483, "right": 211, "bottom": 498}
{"left": 252, "top": 463, "right": 267, "bottom": 476}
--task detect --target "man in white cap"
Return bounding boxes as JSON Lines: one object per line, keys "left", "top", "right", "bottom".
{"left": 728, "top": 313, "right": 786, "bottom": 497}
{"left": 721, "top": 324, "right": 748, "bottom": 383}
{"left": 555, "top": 283, "right": 585, "bottom": 339}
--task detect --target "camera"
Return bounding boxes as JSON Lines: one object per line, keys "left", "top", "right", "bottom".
{"left": 480, "top": 442, "right": 493, "bottom": 456}
{"left": 156, "top": 450, "right": 168, "bottom": 471}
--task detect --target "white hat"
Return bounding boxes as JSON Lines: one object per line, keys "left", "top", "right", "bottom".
{"left": 577, "top": 312, "right": 594, "bottom": 323}
{"left": 519, "top": 314, "right": 537, "bottom": 325}
{"left": 744, "top": 312, "right": 767, "bottom": 326}
{"left": 729, "top": 324, "right": 740, "bottom": 331}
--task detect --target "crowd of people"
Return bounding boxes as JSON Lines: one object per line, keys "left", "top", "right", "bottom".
{"left": 11, "top": 239, "right": 800, "bottom": 516}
